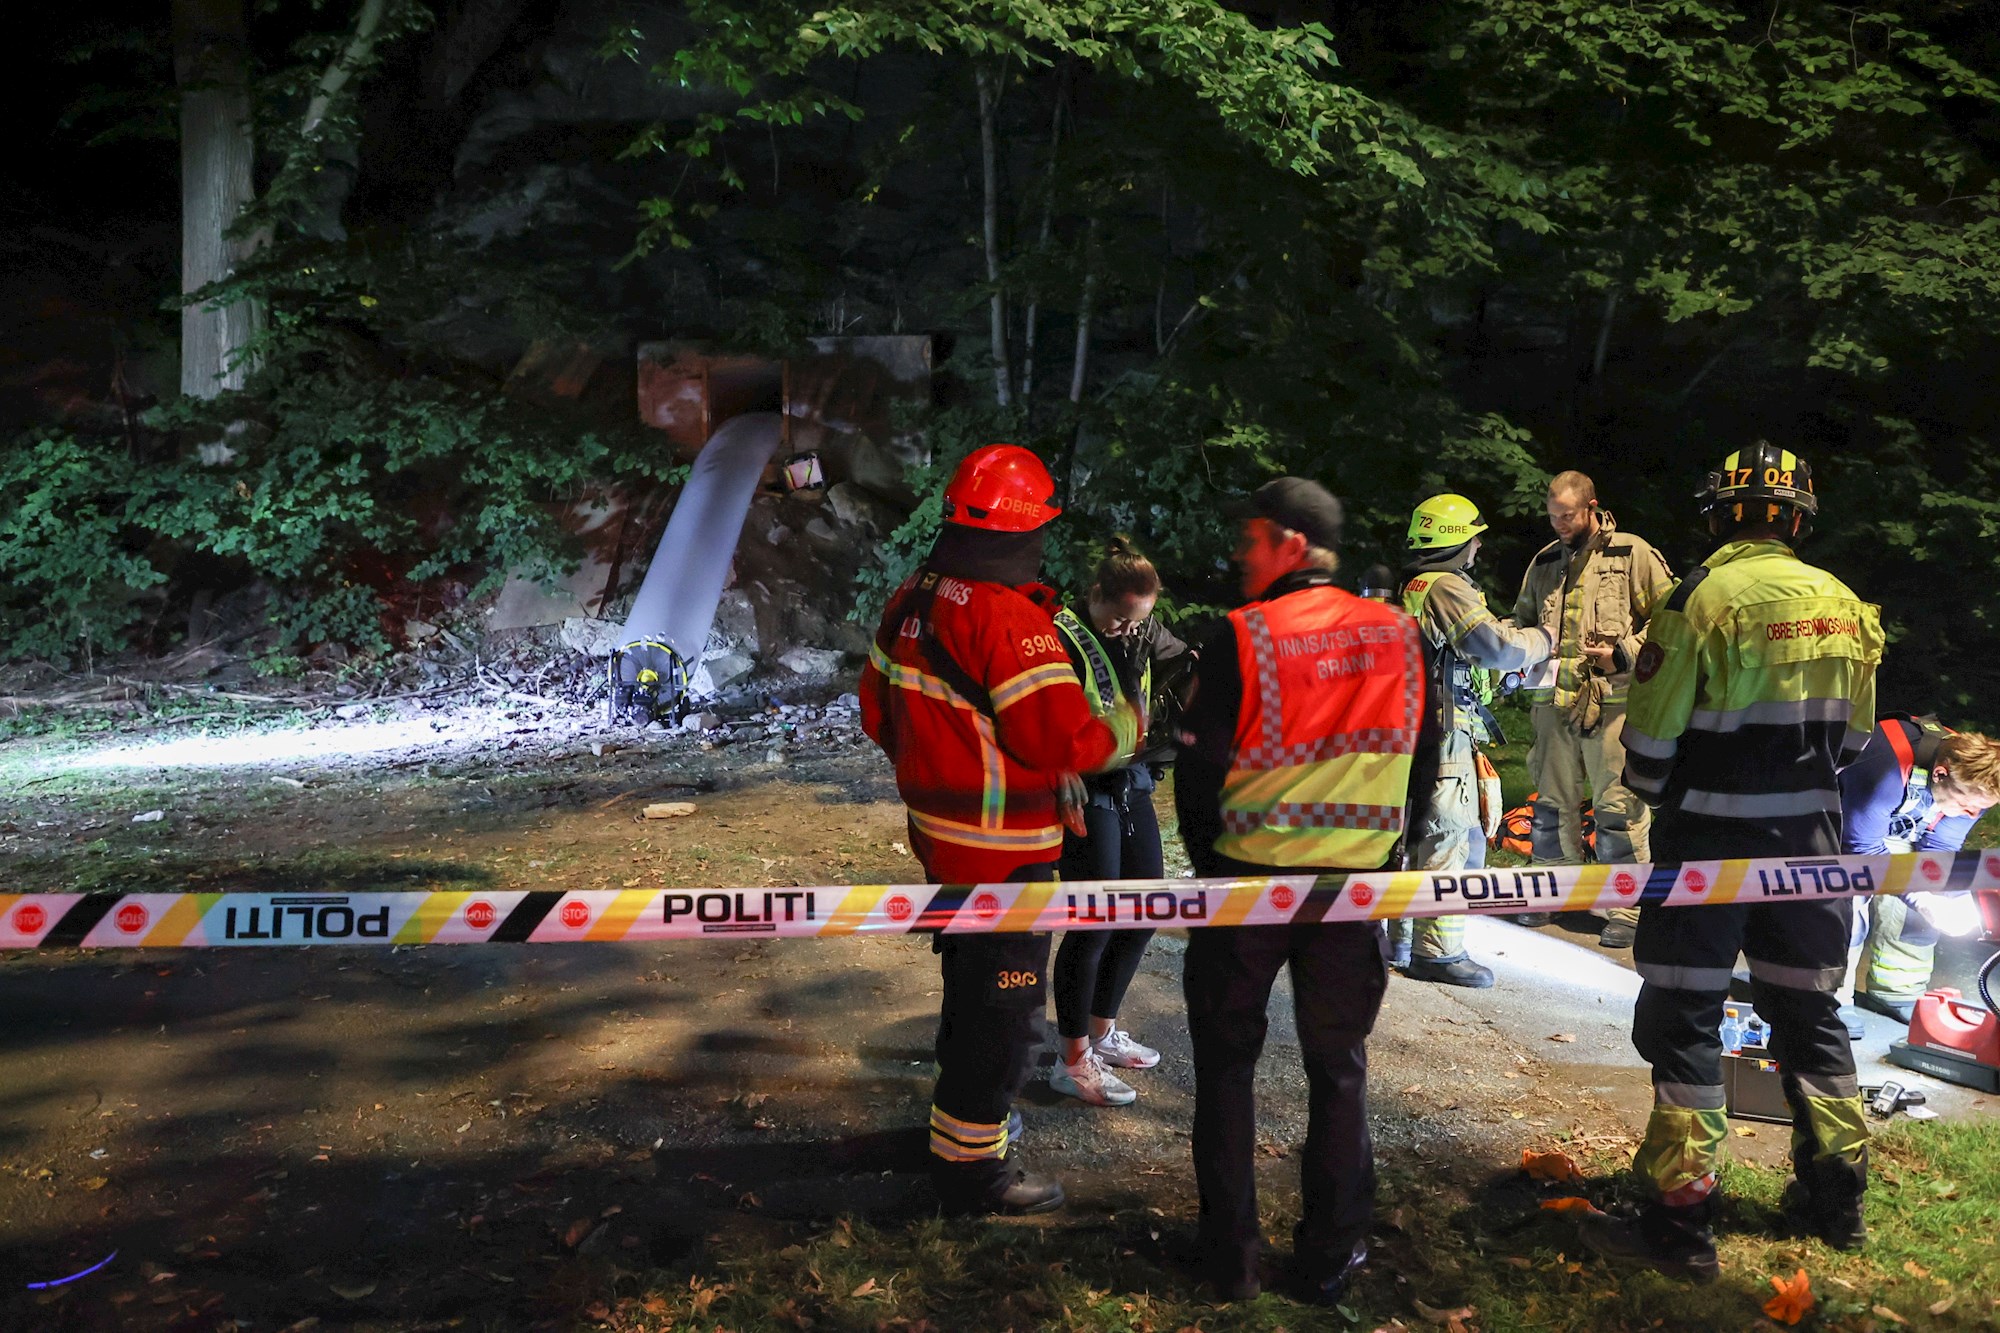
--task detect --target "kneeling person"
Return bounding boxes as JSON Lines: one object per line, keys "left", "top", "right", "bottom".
{"left": 1844, "top": 715, "right": 2000, "bottom": 1022}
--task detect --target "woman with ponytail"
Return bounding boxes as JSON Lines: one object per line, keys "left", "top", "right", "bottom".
{"left": 1047, "top": 538, "right": 1191, "bottom": 1106}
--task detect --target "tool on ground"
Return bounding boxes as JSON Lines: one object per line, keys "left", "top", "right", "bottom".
{"left": 607, "top": 638, "right": 690, "bottom": 728}
{"left": 1720, "top": 1001, "right": 1787, "bottom": 1123}
{"left": 1886, "top": 889, "right": 2000, "bottom": 1092}
{"left": 1862, "top": 1082, "right": 1927, "bottom": 1119}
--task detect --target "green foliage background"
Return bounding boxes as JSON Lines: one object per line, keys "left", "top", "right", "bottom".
{"left": 6, "top": 0, "right": 2000, "bottom": 719}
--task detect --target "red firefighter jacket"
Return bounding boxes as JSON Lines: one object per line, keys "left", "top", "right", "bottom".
{"left": 862, "top": 567, "right": 1140, "bottom": 882}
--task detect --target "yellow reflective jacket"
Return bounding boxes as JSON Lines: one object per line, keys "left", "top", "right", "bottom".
{"left": 1622, "top": 539, "right": 1883, "bottom": 860}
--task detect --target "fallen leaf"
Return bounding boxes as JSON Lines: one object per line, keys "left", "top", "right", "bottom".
{"left": 687, "top": 1278, "right": 728, "bottom": 1316}
{"left": 1871, "top": 1304, "right": 1907, "bottom": 1326}
{"left": 328, "top": 1280, "right": 377, "bottom": 1300}
{"left": 80, "top": 1176, "right": 109, "bottom": 1191}
{"left": 563, "top": 1219, "right": 594, "bottom": 1248}
{"left": 1413, "top": 1299, "right": 1477, "bottom": 1333}
{"left": 1902, "top": 1259, "right": 1930, "bottom": 1280}
{"left": 1520, "top": 1148, "right": 1583, "bottom": 1185}
{"left": 1538, "top": 1197, "right": 1601, "bottom": 1215}
{"left": 1930, "top": 1180, "right": 1961, "bottom": 1200}
{"left": 1734, "top": 1126, "right": 1758, "bottom": 1137}
{"left": 850, "top": 1277, "right": 879, "bottom": 1297}
{"left": 643, "top": 1296, "right": 672, "bottom": 1315}
{"left": 1400, "top": 1084, "right": 1424, "bottom": 1095}
{"left": 1763, "top": 1269, "right": 1814, "bottom": 1326}
{"left": 1929, "top": 1297, "right": 1955, "bottom": 1316}
{"left": 1547, "top": 1033, "right": 1576, "bottom": 1043}
{"left": 1502, "top": 1256, "right": 1534, "bottom": 1269}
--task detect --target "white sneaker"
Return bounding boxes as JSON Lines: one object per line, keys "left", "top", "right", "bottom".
{"left": 1091, "top": 1025, "right": 1161, "bottom": 1069}
{"left": 1049, "top": 1050, "right": 1137, "bottom": 1106}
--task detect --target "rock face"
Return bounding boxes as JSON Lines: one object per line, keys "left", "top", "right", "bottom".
{"left": 559, "top": 616, "right": 621, "bottom": 657}
{"left": 826, "top": 482, "right": 904, "bottom": 536}
{"left": 777, "top": 646, "right": 845, "bottom": 676}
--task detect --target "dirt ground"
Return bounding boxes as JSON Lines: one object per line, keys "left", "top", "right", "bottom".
{"left": 1, "top": 682, "right": 1991, "bottom": 1330}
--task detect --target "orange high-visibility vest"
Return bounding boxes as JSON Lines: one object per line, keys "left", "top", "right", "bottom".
{"left": 1216, "top": 584, "right": 1427, "bottom": 868}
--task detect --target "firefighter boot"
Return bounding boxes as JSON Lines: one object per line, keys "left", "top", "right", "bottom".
{"left": 1578, "top": 1200, "right": 1719, "bottom": 1283}
{"left": 1779, "top": 1148, "right": 1867, "bottom": 1251}
{"left": 1294, "top": 1239, "right": 1369, "bottom": 1308}
{"left": 1779, "top": 1181, "right": 1866, "bottom": 1250}
{"left": 1404, "top": 953, "right": 1495, "bottom": 988}
{"left": 934, "top": 1156, "right": 1066, "bottom": 1217}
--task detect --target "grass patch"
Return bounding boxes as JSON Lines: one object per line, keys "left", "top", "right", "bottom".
{"left": 611, "top": 1123, "right": 1999, "bottom": 1332}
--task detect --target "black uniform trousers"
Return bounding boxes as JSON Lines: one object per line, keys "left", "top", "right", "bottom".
{"left": 1632, "top": 896, "right": 1867, "bottom": 1205}
{"left": 1053, "top": 789, "right": 1164, "bottom": 1038}
{"left": 1183, "top": 914, "right": 1389, "bottom": 1284}
{"left": 929, "top": 860, "right": 1055, "bottom": 1176}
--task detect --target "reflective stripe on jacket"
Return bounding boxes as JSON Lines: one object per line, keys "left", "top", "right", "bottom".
{"left": 1053, "top": 607, "right": 1146, "bottom": 717}
{"left": 1405, "top": 567, "right": 1550, "bottom": 752}
{"left": 1622, "top": 539, "right": 1883, "bottom": 860}
{"left": 1215, "top": 584, "right": 1427, "bottom": 868}
{"left": 861, "top": 568, "right": 1139, "bottom": 881}
{"left": 1513, "top": 512, "right": 1675, "bottom": 708}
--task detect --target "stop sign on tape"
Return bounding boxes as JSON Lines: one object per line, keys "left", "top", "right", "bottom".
{"left": 114, "top": 903, "right": 149, "bottom": 934}
{"left": 464, "top": 900, "right": 496, "bottom": 930}
{"left": 12, "top": 902, "right": 47, "bottom": 935}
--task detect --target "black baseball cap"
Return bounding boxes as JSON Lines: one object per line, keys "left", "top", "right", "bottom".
{"left": 1228, "top": 477, "right": 1344, "bottom": 550}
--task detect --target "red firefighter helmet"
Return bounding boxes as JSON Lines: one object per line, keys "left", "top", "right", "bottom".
{"left": 942, "top": 444, "right": 1062, "bottom": 532}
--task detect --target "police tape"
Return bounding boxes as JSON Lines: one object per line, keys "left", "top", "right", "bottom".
{"left": 1, "top": 849, "right": 1992, "bottom": 949}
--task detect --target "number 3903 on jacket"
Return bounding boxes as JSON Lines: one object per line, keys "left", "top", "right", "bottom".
{"left": 861, "top": 570, "right": 1140, "bottom": 882}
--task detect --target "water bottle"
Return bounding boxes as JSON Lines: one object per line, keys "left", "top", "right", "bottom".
{"left": 1720, "top": 1013, "right": 1743, "bottom": 1055}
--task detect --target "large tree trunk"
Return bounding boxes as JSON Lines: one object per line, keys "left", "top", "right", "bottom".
{"left": 975, "top": 64, "right": 1013, "bottom": 409}
{"left": 175, "top": 0, "right": 262, "bottom": 398}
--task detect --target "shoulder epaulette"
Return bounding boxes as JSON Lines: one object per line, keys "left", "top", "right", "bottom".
{"left": 1663, "top": 565, "right": 1710, "bottom": 613}
{"left": 1532, "top": 545, "right": 1563, "bottom": 566}
{"left": 1605, "top": 543, "right": 1633, "bottom": 557}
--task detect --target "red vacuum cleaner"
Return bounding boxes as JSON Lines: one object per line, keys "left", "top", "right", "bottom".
{"left": 1887, "top": 889, "right": 2000, "bottom": 1093}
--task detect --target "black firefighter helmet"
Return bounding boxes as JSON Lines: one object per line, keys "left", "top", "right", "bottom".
{"left": 1697, "top": 441, "right": 1819, "bottom": 544}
